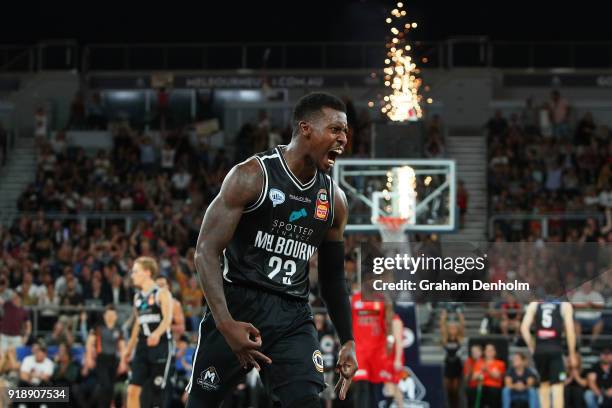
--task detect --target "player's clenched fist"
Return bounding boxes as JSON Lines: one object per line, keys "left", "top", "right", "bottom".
{"left": 335, "top": 340, "right": 358, "bottom": 400}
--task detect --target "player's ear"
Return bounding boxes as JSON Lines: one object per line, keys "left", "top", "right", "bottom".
{"left": 299, "top": 121, "right": 311, "bottom": 139}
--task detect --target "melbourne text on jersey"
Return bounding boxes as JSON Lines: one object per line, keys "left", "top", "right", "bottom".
{"left": 254, "top": 230, "right": 317, "bottom": 262}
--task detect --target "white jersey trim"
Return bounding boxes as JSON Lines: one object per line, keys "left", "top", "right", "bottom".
{"left": 243, "top": 156, "right": 268, "bottom": 213}
{"left": 275, "top": 146, "right": 317, "bottom": 191}
{"left": 185, "top": 318, "right": 204, "bottom": 393}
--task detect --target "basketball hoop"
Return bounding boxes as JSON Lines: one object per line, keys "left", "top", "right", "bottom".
{"left": 375, "top": 216, "right": 409, "bottom": 243}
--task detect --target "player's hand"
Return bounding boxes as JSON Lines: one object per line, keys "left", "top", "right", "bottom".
{"left": 147, "top": 333, "right": 161, "bottom": 347}
{"left": 121, "top": 349, "right": 132, "bottom": 365}
{"left": 568, "top": 352, "right": 578, "bottom": 369}
{"left": 334, "top": 340, "right": 357, "bottom": 401}
{"left": 217, "top": 319, "right": 272, "bottom": 371}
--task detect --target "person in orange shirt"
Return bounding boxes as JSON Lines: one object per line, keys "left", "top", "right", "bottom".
{"left": 464, "top": 344, "right": 483, "bottom": 407}
{"left": 474, "top": 344, "right": 506, "bottom": 407}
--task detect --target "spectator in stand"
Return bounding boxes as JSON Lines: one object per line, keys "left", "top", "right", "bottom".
{"left": 500, "top": 292, "right": 522, "bottom": 341}
{"left": 502, "top": 352, "right": 538, "bottom": 408}
{"left": 86, "top": 92, "right": 107, "bottom": 130}
{"left": 139, "top": 135, "right": 157, "bottom": 174}
{"left": 565, "top": 353, "right": 589, "bottom": 408}
{"left": 160, "top": 142, "right": 176, "bottom": 176}
{"left": 464, "top": 344, "right": 484, "bottom": 407}
{"left": 51, "top": 342, "right": 79, "bottom": 387}
{"left": 15, "top": 270, "right": 45, "bottom": 306}
{"left": 476, "top": 343, "right": 506, "bottom": 407}
{"left": 68, "top": 91, "right": 87, "bottom": 130}
{"left": 522, "top": 97, "right": 540, "bottom": 136}
{"left": 181, "top": 275, "right": 203, "bottom": 331}
{"left": 46, "top": 318, "right": 75, "bottom": 347}
{"left": 547, "top": 90, "right": 571, "bottom": 140}
{"left": 156, "top": 87, "right": 170, "bottom": 130}
{"left": 34, "top": 106, "right": 48, "bottom": 147}
{"left": 584, "top": 348, "right": 612, "bottom": 408}
{"left": 171, "top": 166, "right": 192, "bottom": 200}
{"left": 576, "top": 112, "right": 597, "bottom": 146}
{"left": 487, "top": 110, "right": 509, "bottom": 137}
{"left": 19, "top": 342, "right": 54, "bottom": 387}
{"left": 0, "top": 291, "right": 31, "bottom": 349}
{"left": 424, "top": 130, "right": 445, "bottom": 158}
{"left": 571, "top": 281, "right": 605, "bottom": 345}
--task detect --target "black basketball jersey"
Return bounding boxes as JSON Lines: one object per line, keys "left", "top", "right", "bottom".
{"left": 134, "top": 285, "right": 171, "bottom": 342}
{"left": 534, "top": 301, "right": 564, "bottom": 354}
{"left": 223, "top": 146, "right": 336, "bottom": 300}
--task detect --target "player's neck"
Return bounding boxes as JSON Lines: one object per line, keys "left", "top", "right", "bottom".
{"left": 281, "top": 143, "right": 317, "bottom": 183}
{"left": 141, "top": 279, "right": 155, "bottom": 293}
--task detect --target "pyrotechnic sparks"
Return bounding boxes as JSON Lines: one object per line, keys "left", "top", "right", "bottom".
{"left": 378, "top": 2, "right": 431, "bottom": 122}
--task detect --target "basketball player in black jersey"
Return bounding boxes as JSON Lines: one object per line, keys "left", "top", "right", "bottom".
{"left": 123, "top": 257, "right": 174, "bottom": 408}
{"left": 521, "top": 300, "right": 577, "bottom": 408}
{"left": 186, "top": 92, "right": 357, "bottom": 408}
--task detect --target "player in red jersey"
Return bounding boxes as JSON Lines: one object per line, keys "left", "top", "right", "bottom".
{"left": 378, "top": 314, "right": 405, "bottom": 408}
{"left": 351, "top": 289, "right": 393, "bottom": 408}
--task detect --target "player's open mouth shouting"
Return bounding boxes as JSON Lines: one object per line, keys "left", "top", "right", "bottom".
{"left": 326, "top": 146, "right": 344, "bottom": 167}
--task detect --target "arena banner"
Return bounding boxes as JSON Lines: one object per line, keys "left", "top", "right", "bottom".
{"left": 88, "top": 73, "right": 379, "bottom": 89}
{"left": 503, "top": 73, "right": 612, "bottom": 87}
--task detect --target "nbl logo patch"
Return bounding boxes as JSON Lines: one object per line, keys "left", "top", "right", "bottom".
{"left": 312, "top": 350, "right": 324, "bottom": 373}
{"left": 314, "top": 189, "right": 329, "bottom": 221}
{"left": 197, "top": 367, "right": 221, "bottom": 391}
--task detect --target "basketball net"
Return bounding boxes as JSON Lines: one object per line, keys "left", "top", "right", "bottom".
{"left": 375, "top": 216, "right": 409, "bottom": 243}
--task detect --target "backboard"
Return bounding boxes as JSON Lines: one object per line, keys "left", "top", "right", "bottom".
{"left": 332, "top": 159, "right": 456, "bottom": 233}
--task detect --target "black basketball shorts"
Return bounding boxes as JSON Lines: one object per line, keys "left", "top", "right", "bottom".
{"left": 185, "top": 284, "right": 325, "bottom": 407}
{"left": 130, "top": 338, "right": 174, "bottom": 390}
{"left": 533, "top": 351, "right": 566, "bottom": 384}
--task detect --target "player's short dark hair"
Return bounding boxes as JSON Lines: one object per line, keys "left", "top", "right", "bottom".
{"left": 292, "top": 92, "right": 346, "bottom": 138}
{"left": 104, "top": 304, "right": 116, "bottom": 313}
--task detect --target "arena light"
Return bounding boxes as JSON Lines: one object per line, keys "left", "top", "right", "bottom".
{"left": 378, "top": 2, "right": 429, "bottom": 122}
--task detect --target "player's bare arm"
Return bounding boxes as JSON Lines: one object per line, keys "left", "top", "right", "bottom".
{"left": 520, "top": 302, "right": 537, "bottom": 353}
{"left": 147, "top": 288, "right": 173, "bottom": 347}
{"left": 561, "top": 302, "right": 577, "bottom": 367}
{"left": 123, "top": 308, "right": 140, "bottom": 363}
{"left": 172, "top": 298, "right": 186, "bottom": 337}
{"left": 194, "top": 158, "right": 272, "bottom": 370}
{"left": 318, "top": 183, "right": 357, "bottom": 400}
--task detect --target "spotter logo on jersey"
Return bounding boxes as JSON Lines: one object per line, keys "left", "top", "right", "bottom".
{"left": 289, "top": 208, "right": 307, "bottom": 222}
{"left": 314, "top": 189, "right": 329, "bottom": 221}
{"left": 269, "top": 189, "right": 285, "bottom": 207}
{"left": 197, "top": 366, "right": 221, "bottom": 391}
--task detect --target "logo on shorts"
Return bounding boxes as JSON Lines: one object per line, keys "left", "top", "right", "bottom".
{"left": 154, "top": 376, "right": 163, "bottom": 386}
{"left": 197, "top": 367, "right": 221, "bottom": 391}
{"left": 289, "top": 208, "right": 307, "bottom": 222}
{"left": 269, "top": 189, "right": 285, "bottom": 207}
{"left": 312, "top": 350, "right": 324, "bottom": 373}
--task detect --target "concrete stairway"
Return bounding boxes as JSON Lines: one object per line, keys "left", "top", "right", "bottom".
{"left": 442, "top": 135, "right": 488, "bottom": 243}
{"left": 0, "top": 137, "right": 36, "bottom": 224}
